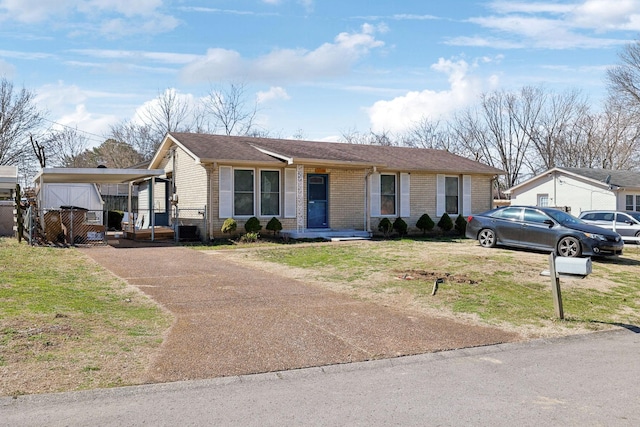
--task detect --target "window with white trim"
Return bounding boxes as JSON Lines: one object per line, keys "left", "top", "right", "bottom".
{"left": 537, "top": 194, "right": 549, "bottom": 207}
{"left": 626, "top": 195, "right": 640, "bottom": 211}
{"left": 445, "top": 176, "right": 459, "bottom": 214}
{"left": 380, "top": 174, "right": 396, "bottom": 215}
{"left": 260, "top": 170, "right": 280, "bottom": 216}
{"left": 234, "top": 169, "right": 254, "bottom": 216}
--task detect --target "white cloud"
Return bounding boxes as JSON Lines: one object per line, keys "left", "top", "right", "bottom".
{"left": 571, "top": 0, "right": 640, "bottom": 31}
{"left": 181, "top": 24, "right": 384, "bottom": 83}
{"left": 70, "top": 49, "right": 199, "bottom": 64}
{"left": 458, "top": 0, "right": 640, "bottom": 50}
{"left": 0, "top": 59, "right": 15, "bottom": 77}
{"left": 131, "top": 88, "right": 199, "bottom": 127}
{"left": 35, "top": 81, "right": 127, "bottom": 138}
{"left": 367, "top": 58, "right": 498, "bottom": 133}
{"left": 0, "top": 0, "right": 178, "bottom": 37}
{"left": 257, "top": 87, "right": 290, "bottom": 104}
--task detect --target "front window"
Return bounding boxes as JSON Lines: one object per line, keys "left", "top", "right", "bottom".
{"left": 260, "top": 170, "right": 280, "bottom": 216}
{"left": 445, "top": 176, "right": 459, "bottom": 214}
{"left": 380, "top": 174, "right": 396, "bottom": 215}
{"left": 234, "top": 169, "right": 254, "bottom": 216}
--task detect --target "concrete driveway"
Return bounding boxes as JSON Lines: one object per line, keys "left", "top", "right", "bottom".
{"left": 80, "top": 242, "right": 520, "bottom": 383}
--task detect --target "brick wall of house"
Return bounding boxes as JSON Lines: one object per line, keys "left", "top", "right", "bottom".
{"left": 471, "top": 175, "right": 493, "bottom": 214}
{"left": 326, "top": 168, "right": 367, "bottom": 230}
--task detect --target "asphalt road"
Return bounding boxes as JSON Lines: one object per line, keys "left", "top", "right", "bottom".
{"left": 2, "top": 329, "right": 639, "bottom": 426}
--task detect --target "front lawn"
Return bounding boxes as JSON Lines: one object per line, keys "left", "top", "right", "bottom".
{"left": 216, "top": 238, "right": 640, "bottom": 337}
{"left": 0, "top": 238, "right": 172, "bottom": 397}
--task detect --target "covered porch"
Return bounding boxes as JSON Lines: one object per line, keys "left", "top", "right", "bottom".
{"left": 32, "top": 167, "right": 167, "bottom": 244}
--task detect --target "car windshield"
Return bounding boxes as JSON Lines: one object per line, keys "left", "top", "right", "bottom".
{"left": 545, "top": 209, "right": 583, "bottom": 225}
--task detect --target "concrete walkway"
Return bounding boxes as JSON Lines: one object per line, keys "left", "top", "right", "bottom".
{"left": 80, "top": 243, "right": 520, "bottom": 384}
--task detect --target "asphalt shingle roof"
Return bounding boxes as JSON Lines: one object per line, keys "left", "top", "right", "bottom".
{"left": 562, "top": 167, "right": 640, "bottom": 188}
{"left": 168, "top": 133, "right": 503, "bottom": 175}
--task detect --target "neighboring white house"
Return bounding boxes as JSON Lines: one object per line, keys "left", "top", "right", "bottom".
{"left": 506, "top": 167, "right": 640, "bottom": 215}
{"left": 0, "top": 166, "right": 18, "bottom": 236}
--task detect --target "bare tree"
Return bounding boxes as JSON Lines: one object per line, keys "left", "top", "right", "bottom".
{"left": 607, "top": 39, "right": 640, "bottom": 112}
{"left": 43, "top": 127, "right": 89, "bottom": 167}
{"left": 340, "top": 128, "right": 396, "bottom": 145}
{"left": 400, "top": 117, "right": 462, "bottom": 153}
{"left": 522, "top": 88, "right": 589, "bottom": 173}
{"left": 109, "top": 121, "right": 157, "bottom": 161}
{"left": 140, "top": 88, "right": 195, "bottom": 139}
{"left": 0, "top": 77, "right": 45, "bottom": 166}
{"left": 451, "top": 88, "right": 540, "bottom": 193}
{"left": 203, "top": 82, "right": 258, "bottom": 136}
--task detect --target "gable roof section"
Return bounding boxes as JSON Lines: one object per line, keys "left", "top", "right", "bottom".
{"left": 561, "top": 167, "right": 640, "bottom": 189}
{"left": 151, "top": 133, "right": 503, "bottom": 175}
{"left": 507, "top": 167, "right": 640, "bottom": 194}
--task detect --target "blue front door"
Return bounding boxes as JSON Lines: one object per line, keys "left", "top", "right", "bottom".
{"left": 307, "top": 174, "right": 328, "bottom": 228}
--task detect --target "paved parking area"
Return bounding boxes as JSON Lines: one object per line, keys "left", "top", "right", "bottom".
{"left": 81, "top": 243, "right": 520, "bottom": 383}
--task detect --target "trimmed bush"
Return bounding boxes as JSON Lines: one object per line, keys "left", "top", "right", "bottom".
{"left": 266, "top": 217, "right": 283, "bottom": 235}
{"left": 455, "top": 214, "right": 467, "bottom": 236}
{"left": 244, "top": 216, "right": 262, "bottom": 233}
{"left": 393, "top": 217, "right": 408, "bottom": 236}
{"left": 240, "top": 231, "right": 259, "bottom": 243}
{"left": 221, "top": 218, "right": 237, "bottom": 235}
{"left": 437, "top": 213, "right": 454, "bottom": 232}
{"left": 378, "top": 217, "right": 393, "bottom": 238}
{"left": 416, "top": 213, "right": 435, "bottom": 235}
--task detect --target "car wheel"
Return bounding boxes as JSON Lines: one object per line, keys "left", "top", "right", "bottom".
{"left": 478, "top": 229, "right": 496, "bottom": 248}
{"left": 635, "top": 231, "right": 640, "bottom": 245}
{"left": 557, "top": 236, "right": 581, "bottom": 257}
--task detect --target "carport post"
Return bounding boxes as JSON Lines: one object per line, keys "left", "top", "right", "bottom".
{"left": 548, "top": 253, "right": 564, "bottom": 320}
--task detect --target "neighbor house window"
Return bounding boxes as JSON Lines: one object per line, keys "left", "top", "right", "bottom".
{"left": 234, "top": 169, "right": 254, "bottom": 216}
{"left": 537, "top": 194, "right": 549, "bottom": 207}
{"left": 380, "top": 174, "right": 396, "bottom": 215}
{"left": 445, "top": 176, "right": 459, "bottom": 214}
{"left": 260, "top": 170, "right": 280, "bottom": 216}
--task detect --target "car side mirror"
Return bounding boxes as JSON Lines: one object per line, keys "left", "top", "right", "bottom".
{"left": 544, "top": 219, "right": 554, "bottom": 228}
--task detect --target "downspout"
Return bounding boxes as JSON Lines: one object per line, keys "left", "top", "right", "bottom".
{"left": 553, "top": 170, "right": 557, "bottom": 208}
{"left": 150, "top": 178, "right": 155, "bottom": 241}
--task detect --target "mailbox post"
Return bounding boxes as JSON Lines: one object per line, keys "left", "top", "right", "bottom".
{"left": 548, "top": 253, "right": 564, "bottom": 320}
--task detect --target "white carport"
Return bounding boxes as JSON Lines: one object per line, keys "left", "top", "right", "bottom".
{"left": 33, "top": 168, "right": 165, "bottom": 241}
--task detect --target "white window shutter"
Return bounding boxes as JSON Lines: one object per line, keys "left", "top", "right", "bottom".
{"left": 400, "top": 173, "right": 410, "bottom": 217}
{"left": 436, "top": 174, "right": 445, "bottom": 216}
{"left": 284, "top": 168, "right": 296, "bottom": 218}
{"left": 463, "top": 175, "right": 472, "bottom": 216}
{"left": 219, "top": 166, "right": 233, "bottom": 218}
{"left": 370, "top": 172, "right": 381, "bottom": 217}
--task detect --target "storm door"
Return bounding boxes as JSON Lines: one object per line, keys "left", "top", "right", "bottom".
{"left": 307, "top": 174, "right": 328, "bottom": 228}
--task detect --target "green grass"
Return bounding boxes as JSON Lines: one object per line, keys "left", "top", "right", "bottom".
{"left": 248, "top": 238, "right": 640, "bottom": 332}
{"left": 0, "top": 237, "right": 172, "bottom": 395}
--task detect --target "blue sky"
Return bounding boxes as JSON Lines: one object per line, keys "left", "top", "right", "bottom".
{"left": 1, "top": 0, "right": 639, "bottom": 146}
